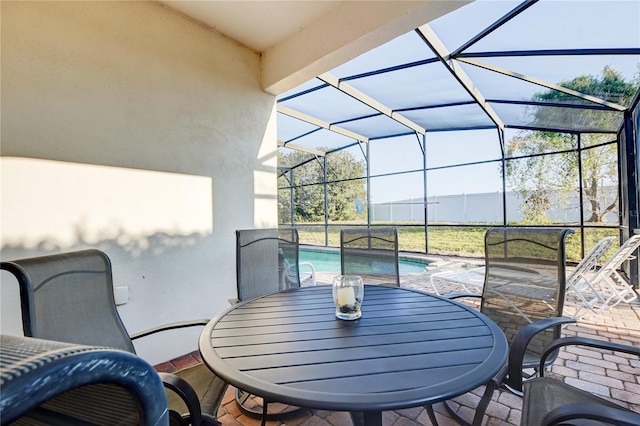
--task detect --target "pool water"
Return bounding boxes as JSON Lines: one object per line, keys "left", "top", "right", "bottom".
{"left": 299, "top": 248, "right": 429, "bottom": 273}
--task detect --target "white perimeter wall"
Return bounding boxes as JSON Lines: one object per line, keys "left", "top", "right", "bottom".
{"left": 1, "top": 1, "right": 276, "bottom": 364}
{"left": 372, "top": 190, "right": 619, "bottom": 224}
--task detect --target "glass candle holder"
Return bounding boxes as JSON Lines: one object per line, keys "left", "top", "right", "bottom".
{"left": 332, "top": 275, "right": 364, "bottom": 320}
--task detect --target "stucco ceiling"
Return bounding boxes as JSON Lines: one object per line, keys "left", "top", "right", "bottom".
{"left": 156, "top": 1, "right": 469, "bottom": 94}
{"left": 158, "top": 1, "right": 341, "bottom": 52}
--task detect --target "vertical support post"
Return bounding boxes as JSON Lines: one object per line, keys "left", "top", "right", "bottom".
{"left": 421, "top": 133, "right": 428, "bottom": 253}
{"left": 499, "top": 129, "right": 507, "bottom": 226}
{"left": 324, "top": 154, "right": 329, "bottom": 247}
{"left": 366, "top": 141, "right": 372, "bottom": 228}
{"left": 622, "top": 110, "right": 639, "bottom": 287}
{"left": 577, "top": 133, "right": 585, "bottom": 258}
{"left": 290, "top": 168, "right": 295, "bottom": 227}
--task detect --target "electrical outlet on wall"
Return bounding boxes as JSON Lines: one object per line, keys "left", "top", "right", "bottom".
{"left": 114, "top": 285, "right": 129, "bottom": 305}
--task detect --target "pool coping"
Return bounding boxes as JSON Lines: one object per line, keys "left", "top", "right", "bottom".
{"left": 299, "top": 244, "right": 439, "bottom": 270}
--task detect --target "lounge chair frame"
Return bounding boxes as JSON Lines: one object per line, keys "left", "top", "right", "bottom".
{"left": 564, "top": 236, "right": 616, "bottom": 318}
{"left": 578, "top": 234, "right": 640, "bottom": 311}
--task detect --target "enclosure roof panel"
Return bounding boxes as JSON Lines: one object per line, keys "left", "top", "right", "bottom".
{"left": 346, "top": 61, "right": 475, "bottom": 110}
{"left": 277, "top": 0, "right": 640, "bottom": 164}
{"left": 463, "top": 0, "right": 640, "bottom": 53}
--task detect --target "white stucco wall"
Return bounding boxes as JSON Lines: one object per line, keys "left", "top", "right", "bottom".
{"left": 0, "top": 1, "right": 277, "bottom": 364}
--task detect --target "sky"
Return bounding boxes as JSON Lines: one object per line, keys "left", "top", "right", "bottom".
{"left": 278, "top": 0, "right": 640, "bottom": 203}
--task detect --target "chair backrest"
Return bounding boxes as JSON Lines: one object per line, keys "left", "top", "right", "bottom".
{"left": 235, "top": 228, "right": 301, "bottom": 301}
{"left": 340, "top": 227, "right": 400, "bottom": 286}
{"left": 0, "top": 249, "right": 134, "bottom": 352}
{"left": 566, "top": 236, "right": 616, "bottom": 285}
{"left": 0, "top": 334, "right": 167, "bottom": 425}
{"left": 481, "top": 227, "right": 574, "bottom": 363}
{"left": 597, "top": 233, "right": 640, "bottom": 275}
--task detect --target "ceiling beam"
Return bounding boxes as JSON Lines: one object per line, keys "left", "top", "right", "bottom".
{"left": 278, "top": 141, "right": 326, "bottom": 156}
{"left": 318, "top": 73, "right": 426, "bottom": 135}
{"left": 416, "top": 24, "right": 505, "bottom": 131}
{"left": 458, "top": 58, "right": 628, "bottom": 111}
{"left": 277, "top": 104, "right": 369, "bottom": 142}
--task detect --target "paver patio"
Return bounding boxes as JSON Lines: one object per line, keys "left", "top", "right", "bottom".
{"left": 157, "top": 254, "right": 640, "bottom": 426}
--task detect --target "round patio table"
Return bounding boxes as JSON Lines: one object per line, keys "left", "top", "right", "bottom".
{"left": 199, "top": 285, "right": 507, "bottom": 425}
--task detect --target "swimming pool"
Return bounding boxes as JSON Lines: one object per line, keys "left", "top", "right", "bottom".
{"left": 299, "top": 247, "right": 429, "bottom": 273}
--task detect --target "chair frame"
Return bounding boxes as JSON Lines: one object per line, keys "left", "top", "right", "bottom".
{"left": 1, "top": 249, "right": 223, "bottom": 426}
{"left": 430, "top": 227, "right": 577, "bottom": 426}
{"left": 234, "top": 228, "right": 309, "bottom": 423}
{"left": 340, "top": 227, "right": 400, "bottom": 286}
{"left": 235, "top": 227, "right": 313, "bottom": 302}
{"left": 521, "top": 336, "right": 640, "bottom": 426}
{"left": 1, "top": 334, "right": 169, "bottom": 425}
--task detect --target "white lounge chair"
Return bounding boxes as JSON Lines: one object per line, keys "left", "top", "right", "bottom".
{"left": 564, "top": 236, "right": 616, "bottom": 318}
{"left": 429, "top": 266, "right": 485, "bottom": 295}
{"left": 282, "top": 256, "right": 316, "bottom": 287}
{"left": 569, "top": 234, "right": 640, "bottom": 316}
{"left": 590, "top": 234, "right": 640, "bottom": 305}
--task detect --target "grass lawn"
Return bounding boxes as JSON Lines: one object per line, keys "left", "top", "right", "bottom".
{"left": 293, "top": 224, "right": 620, "bottom": 262}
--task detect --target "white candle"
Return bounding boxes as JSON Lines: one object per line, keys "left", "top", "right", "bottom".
{"left": 337, "top": 286, "right": 356, "bottom": 306}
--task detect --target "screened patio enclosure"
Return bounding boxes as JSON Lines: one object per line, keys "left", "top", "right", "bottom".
{"left": 276, "top": 0, "right": 640, "bottom": 283}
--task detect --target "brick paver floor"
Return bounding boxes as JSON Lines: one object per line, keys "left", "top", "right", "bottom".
{"left": 157, "top": 254, "right": 640, "bottom": 426}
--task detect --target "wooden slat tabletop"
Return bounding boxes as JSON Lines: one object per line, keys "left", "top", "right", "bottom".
{"left": 199, "top": 285, "right": 507, "bottom": 414}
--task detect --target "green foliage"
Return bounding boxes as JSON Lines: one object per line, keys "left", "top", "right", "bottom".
{"left": 537, "top": 66, "right": 639, "bottom": 105}
{"left": 521, "top": 192, "right": 553, "bottom": 225}
{"left": 506, "top": 67, "right": 639, "bottom": 224}
{"left": 278, "top": 149, "right": 367, "bottom": 222}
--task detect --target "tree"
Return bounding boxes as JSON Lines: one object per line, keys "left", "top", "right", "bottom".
{"left": 278, "top": 149, "right": 367, "bottom": 223}
{"left": 505, "top": 66, "right": 639, "bottom": 224}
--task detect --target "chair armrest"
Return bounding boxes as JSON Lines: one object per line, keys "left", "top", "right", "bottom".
{"left": 538, "top": 336, "right": 640, "bottom": 375}
{"left": 506, "top": 316, "right": 576, "bottom": 392}
{"left": 542, "top": 402, "right": 640, "bottom": 426}
{"left": 299, "top": 261, "right": 315, "bottom": 270}
{"left": 129, "top": 319, "right": 210, "bottom": 340}
{"left": 130, "top": 321, "right": 225, "bottom": 426}
{"left": 158, "top": 372, "right": 203, "bottom": 425}
{"left": 283, "top": 262, "right": 317, "bottom": 286}
{"left": 298, "top": 261, "right": 317, "bottom": 285}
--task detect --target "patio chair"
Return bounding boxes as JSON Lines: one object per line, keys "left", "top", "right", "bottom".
{"left": 427, "top": 227, "right": 577, "bottom": 426}
{"left": 233, "top": 227, "right": 315, "bottom": 304}
{"left": 1, "top": 334, "right": 169, "bottom": 425}
{"left": 340, "top": 227, "right": 400, "bottom": 286}
{"left": 233, "top": 227, "right": 310, "bottom": 421}
{"left": 521, "top": 336, "right": 640, "bottom": 426}
{"left": 572, "top": 234, "right": 640, "bottom": 313}
{"left": 564, "top": 235, "right": 616, "bottom": 319}
{"left": 0, "top": 249, "right": 226, "bottom": 426}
